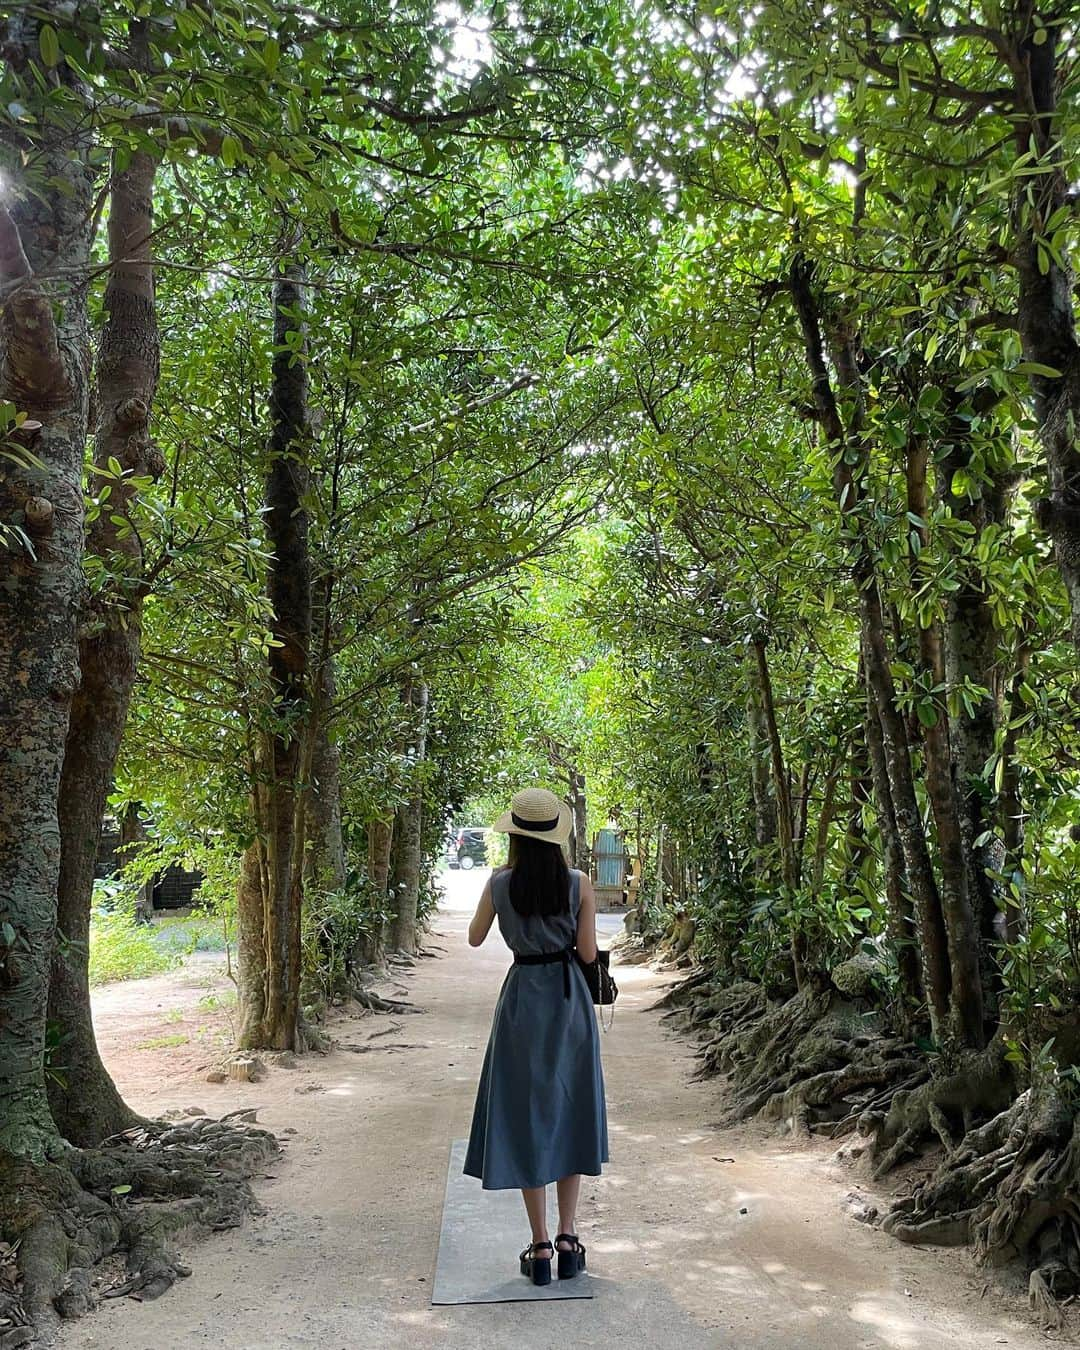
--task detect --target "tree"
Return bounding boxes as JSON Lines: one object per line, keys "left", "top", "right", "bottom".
{"left": 0, "top": 4, "right": 96, "bottom": 1162}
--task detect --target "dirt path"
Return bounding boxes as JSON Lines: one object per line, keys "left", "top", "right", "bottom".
{"left": 63, "top": 872, "right": 1047, "bottom": 1350}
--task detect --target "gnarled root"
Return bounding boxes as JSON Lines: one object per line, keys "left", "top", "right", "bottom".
{"left": 870, "top": 1042, "right": 1015, "bottom": 1181}
{"left": 645, "top": 967, "right": 713, "bottom": 1012}
{"left": 881, "top": 1085, "right": 1080, "bottom": 1321}
{"left": 759, "top": 1056, "right": 925, "bottom": 1140}
{"left": 0, "top": 1115, "right": 278, "bottom": 1343}
{"left": 660, "top": 971, "right": 928, "bottom": 1137}
{"left": 349, "top": 986, "right": 422, "bottom": 1015}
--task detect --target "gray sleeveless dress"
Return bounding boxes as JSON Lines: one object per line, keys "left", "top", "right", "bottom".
{"left": 463, "top": 866, "right": 609, "bottom": 1190}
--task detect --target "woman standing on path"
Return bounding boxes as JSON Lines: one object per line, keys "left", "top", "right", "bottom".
{"left": 463, "top": 786, "right": 609, "bottom": 1287}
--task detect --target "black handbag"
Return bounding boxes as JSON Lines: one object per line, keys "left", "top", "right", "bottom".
{"left": 575, "top": 948, "right": 618, "bottom": 1027}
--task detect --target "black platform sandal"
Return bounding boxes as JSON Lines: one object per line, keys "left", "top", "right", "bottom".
{"left": 554, "top": 1232, "right": 586, "bottom": 1279}
{"left": 519, "top": 1239, "right": 553, "bottom": 1286}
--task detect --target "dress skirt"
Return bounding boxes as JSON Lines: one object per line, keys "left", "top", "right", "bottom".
{"left": 463, "top": 956, "right": 609, "bottom": 1190}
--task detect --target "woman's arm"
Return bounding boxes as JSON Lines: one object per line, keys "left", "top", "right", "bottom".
{"left": 468, "top": 875, "right": 497, "bottom": 947}
{"left": 576, "top": 871, "right": 598, "bottom": 963}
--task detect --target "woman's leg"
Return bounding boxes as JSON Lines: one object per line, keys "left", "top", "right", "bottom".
{"left": 521, "top": 1184, "right": 549, "bottom": 1245}
{"left": 555, "top": 1173, "right": 581, "bottom": 1246}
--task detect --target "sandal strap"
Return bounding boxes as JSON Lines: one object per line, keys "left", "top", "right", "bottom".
{"left": 520, "top": 1240, "right": 553, "bottom": 1259}
{"left": 554, "top": 1232, "right": 584, "bottom": 1250}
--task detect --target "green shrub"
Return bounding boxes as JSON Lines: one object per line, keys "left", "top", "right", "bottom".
{"left": 88, "top": 910, "right": 180, "bottom": 986}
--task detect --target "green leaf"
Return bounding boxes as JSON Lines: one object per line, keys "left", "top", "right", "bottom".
{"left": 39, "top": 25, "right": 60, "bottom": 67}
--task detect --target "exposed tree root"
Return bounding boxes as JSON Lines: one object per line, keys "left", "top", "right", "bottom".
{"left": 660, "top": 961, "right": 1080, "bottom": 1327}
{"left": 348, "top": 985, "right": 422, "bottom": 1015}
{"left": 296, "top": 1016, "right": 334, "bottom": 1054}
{"left": 611, "top": 936, "right": 655, "bottom": 967}
{"left": 657, "top": 971, "right": 922, "bottom": 1136}
{"left": 881, "top": 1085, "right": 1080, "bottom": 1306}
{"left": 868, "top": 1041, "right": 1016, "bottom": 1180}
{"left": 0, "top": 1115, "right": 277, "bottom": 1344}
{"left": 645, "top": 966, "right": 712, "bottom": 1012}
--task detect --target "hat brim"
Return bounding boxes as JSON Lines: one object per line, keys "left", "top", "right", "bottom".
{"left": 493, "top": 800, "right": 573, "bottom": 847}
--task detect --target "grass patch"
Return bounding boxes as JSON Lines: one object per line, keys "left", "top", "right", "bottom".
{"left": 198, "top": 989, "right": 237, "bottom": 1012}
{"left": 153, "top": 912, "right": 229, "bottom": 955}
{"left": 89, "top": 911, "right": 180, "bottom": 987}
{"left": 135, "top": 1033, "right": 189, "bottom": 1051}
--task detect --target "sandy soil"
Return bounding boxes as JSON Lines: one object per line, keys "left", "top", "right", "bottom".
{"left": 60, "top": 870, "right": 1053, "bottom": 1350}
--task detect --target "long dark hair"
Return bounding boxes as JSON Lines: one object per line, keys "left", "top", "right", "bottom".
{"left": 506, "top": 833, "right": 570, "bottom": 918}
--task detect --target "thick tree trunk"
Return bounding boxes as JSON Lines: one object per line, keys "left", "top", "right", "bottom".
{"left": 0, "top": 20, "right": 94, "bottom": 1158}
{"left": 388, "top": 676, "right": 429, "bottom": 954}
{"left": 369, "top": 817, "right": 394, "bottom": 895}
{"left": 790, "top": 256, "right": 954, "bottom": 1039}
{"left": 236, "top": 260, "right": 312, "bottom": 1051}
{"left": 906, "top": 443, "right": 986, "bottom": 1048}
{"left": 48, "top": 145, "right": 161, "bottom": 1147}
{"left": 236, "top": 841, "right": 267, "bottom": 1047}
{"left": 939, "top": 430, "right": 1011, "bottom": 1005}
{"left": 1009, "top": 30, "right": 1080, "bottom": 655}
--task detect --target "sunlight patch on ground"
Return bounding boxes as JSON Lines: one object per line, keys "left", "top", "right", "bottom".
{"left": 848, "top": 1298, "right": 926, "bottom": 1348}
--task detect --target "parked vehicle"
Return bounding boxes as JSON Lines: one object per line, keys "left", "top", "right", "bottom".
{"left": 452, "top": 827, "right": 488, "bottom": 870}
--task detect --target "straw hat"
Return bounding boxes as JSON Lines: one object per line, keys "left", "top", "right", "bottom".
{"left": 493, "top": 786, "right": 572, "bottom": 847}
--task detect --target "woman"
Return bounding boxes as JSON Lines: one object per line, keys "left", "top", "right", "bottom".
{"left": 463, "top": 786, "right": 609, "bottom": 1287}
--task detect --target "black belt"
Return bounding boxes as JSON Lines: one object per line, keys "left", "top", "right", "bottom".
{"left": 513, "top": 945, "right": 575, "bottom": 999}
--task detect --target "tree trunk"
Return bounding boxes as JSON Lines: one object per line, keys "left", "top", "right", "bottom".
{"left": 749, "top": 637, "right": 805, "bottom": 982}
{"left": 236, "top": 841, "right": 267, "bottom": 1047}
{"left": 939, "top": 432, "right": 1011, "bottom": 984}
{"left": 861, "top": 645, "right": 924, "bottom": 1020}
{"left": 388, "top": 676, "right": 429, "bottom": 954}
{"left": 842, "top": 684, "right": 874, "bottom": 893}
{"left": 304, "top": 662, "right": 346, "bottom": 895}
{"left": 354, "top": 815, "right": 394, "bottom": 968}
{"left": 48, "top": 144, "right": 161, "bottom": 1147}
{"left": 369, "top": 818, "right": 394, "bottom": 895}
{"left": 745, "top": 651, "right": 778, "bottom": 870}
{"left": 811, "top": 760, "right": 841, "bottom": 894}
{"left": 569, "top": 770, "right": 589, "bottom": 874}
{"left": 118, "top": 805, "right": 155, "bottom": 925}
{"left": 236, "top": 259, "right": 312, "bottom": 1051}
{"left": 790, "top": 256, "right": 954, "bottom": 1040}
{"left": 999, "top": 638, "right": 1032, "bottom": 944}
{"left": 1009, "top": 29, "right": 1080, "bottom": 656}
{"left": 906, "top": 442, "right": 986, "bottom": 1048}
{"left": 0, "top": 17, "right": 94, "bottom": 1159}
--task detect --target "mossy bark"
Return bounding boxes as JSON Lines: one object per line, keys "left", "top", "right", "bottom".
{"left": 0, "top": 8, "right": 94, "bottom": 1162}
{"left": 49, "top": 142, "right": 160, "bottom": 1148}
